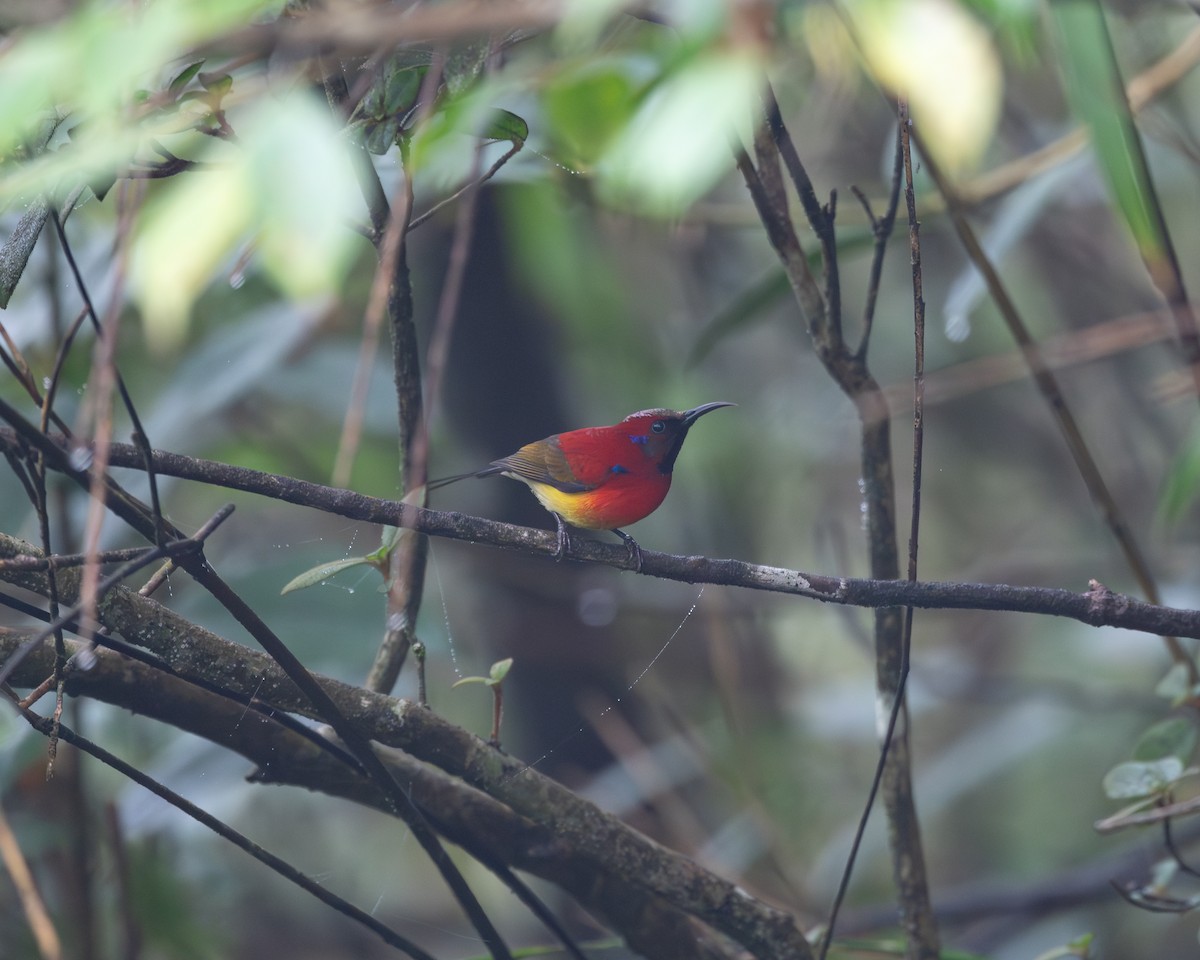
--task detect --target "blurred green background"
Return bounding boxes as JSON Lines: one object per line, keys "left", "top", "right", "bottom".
{"left": 3, "top": 0, "right": 1200, "bottom": 957}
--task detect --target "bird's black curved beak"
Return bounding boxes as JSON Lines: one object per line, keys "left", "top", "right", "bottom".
{"left": 681, "top": 401, "right": 736, "bottom": 428}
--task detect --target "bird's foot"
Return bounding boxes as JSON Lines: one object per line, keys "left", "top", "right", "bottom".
{"left": 613, "top": 529, "right": 643, "bottom": 572}
{"left": 553, "top": 514, "right": 572, "bottom": 562}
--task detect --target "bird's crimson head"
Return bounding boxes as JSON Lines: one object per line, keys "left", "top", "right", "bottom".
{"left": 620, "top": 402, "right": 735, "bottom": 474}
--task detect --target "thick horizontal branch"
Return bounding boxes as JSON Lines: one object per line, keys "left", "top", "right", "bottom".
{"left": 0, "top": 633, "right": 742, "bottom": 960}
{"left": 12, "top": 433, "right": 1193, "bottom": 641}
{"left": 0, "top": 547, "right": 812, "bottom": 960}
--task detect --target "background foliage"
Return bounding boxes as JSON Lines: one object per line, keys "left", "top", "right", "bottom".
{"left": 3, "top": 0, "right": 1200, "bottom": 958}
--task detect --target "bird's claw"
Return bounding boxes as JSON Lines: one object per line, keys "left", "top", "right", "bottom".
{"left": 613, "top": 529, "right": 643, "bottom": 573}
{"left": 553, "top": 514, "right": 572, "bottom": 562}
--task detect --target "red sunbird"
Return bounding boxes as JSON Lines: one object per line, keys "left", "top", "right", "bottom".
{"left": 429, "top": 403, "right": 735, "bottom": 570}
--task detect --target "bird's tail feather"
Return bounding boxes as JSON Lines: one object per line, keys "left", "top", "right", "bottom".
{"left": 426, "top": 465, "right": 502, "bottom": 491}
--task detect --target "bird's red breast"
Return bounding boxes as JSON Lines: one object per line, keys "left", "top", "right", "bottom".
{"left": 494, "top": 417, "right": 676, "bottom": 530}
{"left": 430, "top": 403, "right": 734, "bottom": 540}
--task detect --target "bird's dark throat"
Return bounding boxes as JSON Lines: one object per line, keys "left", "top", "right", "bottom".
{"left": 658, "top": 429, "right": 691, "bottom": 474}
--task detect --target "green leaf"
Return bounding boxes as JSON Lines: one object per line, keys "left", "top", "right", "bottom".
{"left": 1050, "top": 1, "right": 1171, "bottom": 272}
{"left": 384, "top": 64, "right": 426, "bottom": 117}
{"left": 1155, "top": 662, "right": 1193, "bottom": 703}
{"left": 198, "top": 71, "right": 233, "bottom": 97}
{"left": 169, "top": 60, "right": 206, "bottom": 93}
{"left": 378, "top": 525, "right": 403, "bottom": 553}
{"left": 1102, "top": 757, "right": 1183, "bottom": 800}
{"left": 543, "top": 60, "right": 639, "bottom": 166}
{"left": 483, "top": 109, "right": 528, "bottom": 145}
{"left": 452, "top": 658, "right": 514, "bottom": 689}
{"left": 1159, "top": 423, "right": 1200, "bottom": 526}
{"left": 281, "top": 556, "right": 374, "bottom": 595}
{"left": 1134, "top": 717, "right": 1197, "bottom": 763}
{"left": 362, "top": 118, "right": 402, "bottom": 155}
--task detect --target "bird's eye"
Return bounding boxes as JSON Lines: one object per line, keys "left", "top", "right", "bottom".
{"left": 651, "top": 420, "right": 666, "bottom": 434}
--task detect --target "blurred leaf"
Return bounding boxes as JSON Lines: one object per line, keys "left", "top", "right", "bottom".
{"left": 143, "top": 303, "right": 315, "bottom": 444}
{"left": 1134, "top": 717, "right": 1197, "bottom": 763}
{"left": 246, "top": 94, "right": 361, "bottom": 304}
{"left": 848, "top": 0, "right": 1002, "bottom": 173}
{"left": 960, "top": 0, "right": 1041, "bottom": 63}
{"left": 555, "top": 0, "right": 633, "bottom": 51}
{"left": 407, "top": 83, "right": 495, "bottom": 183}
{"left": 281, "top": 556, "right": 376, "bottom": 595}
{"left": 129, "top": 159, "right": 253, "bottom": 351}
{"left": 1155, "top": 661, "right": 1194, "bottom": 703}
{"left": 1158, "top": 423, "right": 1200, "bottom": 526}
{"left": 501, "top": 180, "right": 627, "bottom": 332}
{"left": 169, "top": 59, "right": 206, "bottom": 93}
{"left": 943, "top": 153, "right": 1087, "bottom": 341}
{"left": 129, "top": 840, "right": 223, "bottom": 960}
{"left": 130, "top": 91, "right": 360, "bottom": 349}
{"left": 1102, "top": 757, "right": 1182, "bottom": 800}
{"left": 543, "top": 60, "right": 640, "bottom": 167}
{"left": 1050, "top": 0, "right": 1170, "bottom": 273}
{"left": 0, "top": 0, "right": 278, "bottom": 160}
{"left": 599, "top": 51, "right": 761, "bottom": 215}
{"left": 833, "top": 941, "right": 990, "bottom": 960}
{"left": 198, "top": 71, "right": 233, "bottom": 97}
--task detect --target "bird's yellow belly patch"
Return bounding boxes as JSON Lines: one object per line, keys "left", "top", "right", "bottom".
{"left": 518, "top": 477, "right": 668, "bottom": 530}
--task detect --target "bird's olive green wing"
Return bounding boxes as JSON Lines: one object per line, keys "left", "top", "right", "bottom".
{"left": 492, "top": 437, "right": 596, "bottom": 494}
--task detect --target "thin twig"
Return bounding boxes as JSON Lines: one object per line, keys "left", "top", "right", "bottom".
{"left": 894, "top": 96, "right": 937, "bottom": 957}
{"left": 408, "top": 139, "right": 522, "bottom": 231}
{"left": 853, "top": 129, "right": 904, "bottom": 358}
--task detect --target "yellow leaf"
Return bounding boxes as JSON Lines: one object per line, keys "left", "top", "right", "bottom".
{"left": 849, "top": 0, "right": 1002, "bottom": 174}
